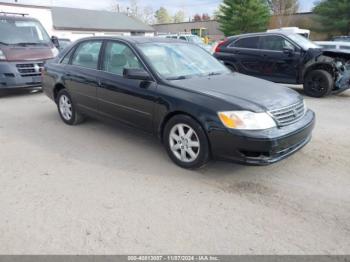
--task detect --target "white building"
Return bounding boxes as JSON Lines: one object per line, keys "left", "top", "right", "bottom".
{"left": 0, "top": 2, "right": 155, "bottom": 41}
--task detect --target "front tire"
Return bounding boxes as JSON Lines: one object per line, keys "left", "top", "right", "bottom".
{"left": 164, "top": 115, "right": 210, "bottom": 169}
{"left": 57, "top": 89, "right": 84, "bottom": 125}
{"left": 303, "top": 70, "right": 333, "bottom": 97}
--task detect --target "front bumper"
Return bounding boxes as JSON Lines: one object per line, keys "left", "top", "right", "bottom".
{"left": 0, "top": 61, "right": 44, "bottom": 89}
{"left": 209, "top": 109, "right": 315, "bottom": 165}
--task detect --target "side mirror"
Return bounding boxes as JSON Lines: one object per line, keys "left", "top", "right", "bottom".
{"left": 283, "top": 47, "right": 294, "bottom": 56}
{"left": 51, "top": 36, "right": 60, "bottom": 49}
{"left": 123, "top": 68, "right": 152, "bottom": 81}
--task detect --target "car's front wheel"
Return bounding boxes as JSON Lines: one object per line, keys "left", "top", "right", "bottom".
{"left": 164, "top": 115, "right": 210, "bottom": 169}
{"left": 303, "top": 70, "right": 333, "bottom": 97}
{"left": 57, "top": 89, "right": 84, "bottom": 125}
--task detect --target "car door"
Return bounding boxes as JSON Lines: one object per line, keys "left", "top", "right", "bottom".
{"left": 257, "top": 35, "right": 302, "bottom": 83}
{"left": 96, "top": 40, "right": 157, "bottom": 132}
{"left": 227, "top": 36, "right": 263, "bottom": 77}
{"left": 64, "top": 40, "right": 103, "bottom": 114}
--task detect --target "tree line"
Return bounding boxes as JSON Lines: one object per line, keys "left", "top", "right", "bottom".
{"left": 218, "top": 0, "right": 350, "bottom": 37}
{"left": 111, "top": 0, "right": 350, "bottom": 36}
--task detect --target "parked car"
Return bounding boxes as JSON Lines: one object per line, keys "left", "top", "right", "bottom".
{"left": 0, "top": 12, "right": 59, "bottom": 91}
{"left": 332, "top": 36, "right": 350, "bottom": 42}
{"left": 158, "top": 34, "right": 212, "bottom": 52}
{"left": 58, "top": 38, "right": 72, "bottom": 52}
{"left": 214, "top": 32, "right": 350, "bottom": 97}
{"left": 42, "top": 37, "right": 315, "bottom": 169}
{"left": 315, "top": 41, "right": 350, "bottom": 51}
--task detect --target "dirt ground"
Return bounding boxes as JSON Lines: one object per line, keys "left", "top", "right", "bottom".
{"left": 0, "top": 87, "right": 349, "bottom": 255}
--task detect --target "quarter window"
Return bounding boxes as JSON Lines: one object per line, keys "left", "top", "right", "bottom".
{"left": 71, "top": 41, "right": 102, "bottom": 69}
{"left": 234, "top": 37, "right": 260, "bottom": 49}
{"left": 102, "top": 41, "right": 143, "bottom": 75}
{"left": 260, "top": 36, "right": 295, "bottom": 51}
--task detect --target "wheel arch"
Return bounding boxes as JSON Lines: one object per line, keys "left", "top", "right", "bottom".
{"left": 303, "top": 61, "right": 336, "bottom": 81}
{"left": 158, "top": 111, "right": 210, "bottom": 146}
{"left": 53, "top": 83, "right": 66, "bottom": 103}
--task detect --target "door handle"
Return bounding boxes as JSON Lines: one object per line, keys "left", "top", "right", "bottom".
{"left": 97, "top": 80, "right": 104, "bottom": 88}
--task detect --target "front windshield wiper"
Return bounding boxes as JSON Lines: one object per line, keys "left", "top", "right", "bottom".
{"left": 207, "top": 72, "right": 222, "bottom": 76}
{"left": 166, "top": 75, "right": 191, "bottom": 80}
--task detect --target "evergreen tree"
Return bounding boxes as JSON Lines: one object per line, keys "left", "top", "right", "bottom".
{"left": 313, "top": 0, "right": 350, "bottom": 35}
{"left": 218, "top": 0, "right": 270, "bottom": 36}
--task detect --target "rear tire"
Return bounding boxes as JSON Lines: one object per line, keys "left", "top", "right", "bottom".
{"left": 57, "top": 89, "right": 84, "bottom": 125}
{"left": 303, "top": 69, "right": 333, "bottom": 97}
{"left": 163, "top": 115, "right": 210, "bottom": 169}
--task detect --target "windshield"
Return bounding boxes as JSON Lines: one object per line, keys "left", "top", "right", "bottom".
{"left": 288, "top": 33, "right": 320, "bottom": 50}
{"left": 138, "top": 43, "right": 230, "bottom": 80}
{"left": 0, "top": 18, "right": 51, "bottom": 45}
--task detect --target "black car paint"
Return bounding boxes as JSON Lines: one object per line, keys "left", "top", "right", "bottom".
{"left": 42, "top": 37, "right": 315, "bottom": 165}
{"left": 214, "top": 32, "right": 350, "bottom": 92}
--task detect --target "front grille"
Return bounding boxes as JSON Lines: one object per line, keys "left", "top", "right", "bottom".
{"left": 16, "top": 63, "right": 44, "bottom": 77}
{"left": 269, "top": 101, "right": 305, "bottom": 127}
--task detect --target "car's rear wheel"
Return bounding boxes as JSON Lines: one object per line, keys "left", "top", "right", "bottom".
{"left": 57, "top": 89, "right": 84, "bottom": 125}
{"left": 303, "top": 70, "right": 333, "bottom": 97}
{"left": 164, "top": 115, "right": 210, "bottom": 169}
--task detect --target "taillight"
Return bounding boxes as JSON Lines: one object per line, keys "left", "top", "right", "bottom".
{"left": 215, "top": 39, "right": 228, "bottom": 53}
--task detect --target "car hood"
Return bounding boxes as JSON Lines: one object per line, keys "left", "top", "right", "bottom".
{"left": 1, "top": 45, "right": 55, "bottom": 61}
{"left": 169, "top": 73, "right": 302, "bottom": 112}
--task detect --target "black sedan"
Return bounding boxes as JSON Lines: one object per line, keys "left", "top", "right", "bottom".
{"left": 42, "top": 37, "right": 315, "bottom": 169}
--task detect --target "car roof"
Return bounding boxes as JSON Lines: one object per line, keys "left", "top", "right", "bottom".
{"left": 227, "top": 31, "right": 293, "bottom": 40}
{"left": 75, "top": 36, "right": 188, "bottom": 44}
{"left": 0, "top": 15, "right": 39, "bottom": 22}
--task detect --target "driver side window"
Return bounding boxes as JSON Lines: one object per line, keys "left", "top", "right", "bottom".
{"left": 260, "top": 36, "right": 295, "bottom": 51}
{"left": 102, "top": 41, "right": 143, "bottom": 76}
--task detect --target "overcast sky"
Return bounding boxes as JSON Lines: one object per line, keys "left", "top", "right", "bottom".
{"left": 1, "top": 0, "right": 316, "bottom": 17}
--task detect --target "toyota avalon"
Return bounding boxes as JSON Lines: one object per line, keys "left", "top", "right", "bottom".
{"left": 42, "top": 37, "right": 315, "bottom": 169}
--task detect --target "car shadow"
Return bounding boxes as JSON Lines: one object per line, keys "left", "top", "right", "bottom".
{"left": 35, "top": 108, "right": 254, "bottom": 178}
{"left": 0, "top": 88, "right": 42, "bottom": 98}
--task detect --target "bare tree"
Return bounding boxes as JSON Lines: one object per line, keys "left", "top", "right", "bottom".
{"left": 268, "top": 0, "right": 300, "bottom": 27}
{"left": 142, "top": 6, "right": 155, "bottom": 25}
{"left": 110, "top": 0, "right": 121, "bottom": 13}
{"left": 173, "top": 10, "right": 186, "bottom": 23}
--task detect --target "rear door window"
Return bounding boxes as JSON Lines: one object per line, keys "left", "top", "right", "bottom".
{"left": 71, "top": 41, "right": 102, "bottom": 69}
{"left": 233, "top": 37, "right": 260, "bottom": 49}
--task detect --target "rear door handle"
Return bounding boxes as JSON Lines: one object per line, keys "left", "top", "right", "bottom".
{"left": 97, "top": 80, "right": 104, "bottom": 88}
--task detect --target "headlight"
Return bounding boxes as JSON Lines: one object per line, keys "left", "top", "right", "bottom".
{"left": 218, "top": 111, "right": 276, "bottom": 130}
{"left": 51, "top": 47, "right": 59, "bottom": 57}
{"left": 0, "top": 49, "right": 6, "bottom": 60}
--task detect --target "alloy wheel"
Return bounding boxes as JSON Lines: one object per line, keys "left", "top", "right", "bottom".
{"left": 169, "top": 123, "right": 200, "bottom": 163}
{"left": 59, "top": 94, "right": 73, "bottom": 121}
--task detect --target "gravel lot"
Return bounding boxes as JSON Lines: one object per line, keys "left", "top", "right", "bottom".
{"left": 0, "top": 87, "right": 349, "bottom": 255}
